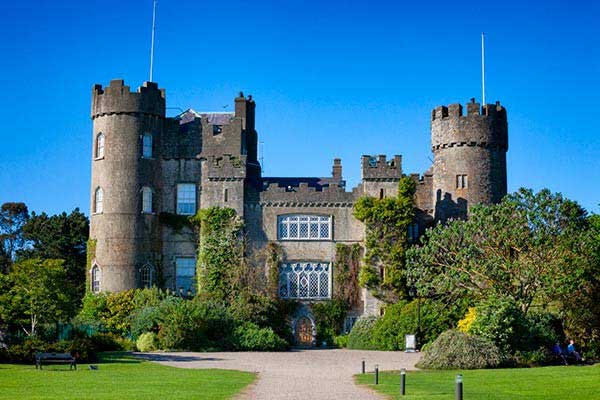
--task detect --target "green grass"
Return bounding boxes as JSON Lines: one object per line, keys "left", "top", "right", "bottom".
{"left": 0, "top": 352, "right": 256, "bottom": 400}
{"left": 356, "top": 365, "right": 600, "bottom": 400}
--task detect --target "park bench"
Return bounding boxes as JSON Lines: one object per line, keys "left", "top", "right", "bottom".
{"left": 35, "top": 352, "right": 77, "bottom": 370}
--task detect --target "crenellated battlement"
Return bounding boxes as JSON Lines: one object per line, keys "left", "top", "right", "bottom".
{"left": 205, "top": 154, "right": 247, "bottom": 180}
{"left": 91, "top": 79, "right": 165, "bottom": 119}
{"left": 431, "top": 98, "right": 508, "bottom": 151}
{"left": 361, "top": 154, "right": 402, "bottom": 181}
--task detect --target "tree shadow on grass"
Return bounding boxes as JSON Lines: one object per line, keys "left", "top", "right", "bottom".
{"left": 97, "top": 351, "right": 143, "bottom": 364}
{"left": 134, "top": 353, "right": 224, "bottom": 363}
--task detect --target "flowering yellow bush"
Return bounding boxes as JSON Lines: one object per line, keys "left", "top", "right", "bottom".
{"left": 457, "top": 307, "right": 477, "bottom": 333}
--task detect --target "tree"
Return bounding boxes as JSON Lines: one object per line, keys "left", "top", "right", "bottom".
{"left": 19, "top": 208, "right": 89, "bottom": 296}
{"left": 0, "top": 259, "right": 73, "bottom": 336}
{"left": 407, "top": 188, "right": 591, "bottom": 314}
{"left": 354, "top": 176, "right": 416, "bottom": 301}
{"left": 0, "top": 202, "right": 29, "bottom": 273}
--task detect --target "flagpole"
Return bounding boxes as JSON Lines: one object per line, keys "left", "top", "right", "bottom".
{"left": 481, "top": 32, "right": 486, "bottom": 108}
{"left": 149, "top": 0, "right": 157, "bottom": 82}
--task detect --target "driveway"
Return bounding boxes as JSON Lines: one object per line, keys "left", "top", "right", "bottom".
{"left": 137, "top": 349, "right": 421, "bottom": 400}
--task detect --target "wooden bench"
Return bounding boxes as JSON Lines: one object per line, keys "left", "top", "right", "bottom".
{"left": 35, "top": 352, "right": 77, "bottom": 370}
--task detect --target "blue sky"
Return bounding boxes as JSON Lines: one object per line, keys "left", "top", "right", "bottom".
{"left": 0, "top": 0, "right": 598, "bottom": 215}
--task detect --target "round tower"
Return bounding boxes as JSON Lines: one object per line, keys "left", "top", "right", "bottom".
{"left": 430, "top": 99, "right": 508, "bottom": 222}
{"left": 90, "top": 80, "right": 165, "bottom": 292}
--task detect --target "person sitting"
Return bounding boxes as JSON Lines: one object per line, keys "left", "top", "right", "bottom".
{"left": 552, "top": 342, "right": 568, "bottom": 365}
{"left": 567, "top": 339, "right": 583, "bottom": 362}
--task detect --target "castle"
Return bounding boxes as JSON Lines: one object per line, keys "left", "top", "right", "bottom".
{"left": 89, "top": 79, "right": 508, "bottom": 346}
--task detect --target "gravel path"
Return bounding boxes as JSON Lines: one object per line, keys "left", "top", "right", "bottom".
{"left": 137, "top": 349, "right": 421, "bottom": 400}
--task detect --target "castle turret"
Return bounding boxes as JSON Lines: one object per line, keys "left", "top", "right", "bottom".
{"left": 430, "top": 99, "right": 508, "bottom": 221}
{"left": 361, "top": 154, "right": 403, "bottom": 199}
{"left": 90, "top": 80, "right": 165, "bottom": 292}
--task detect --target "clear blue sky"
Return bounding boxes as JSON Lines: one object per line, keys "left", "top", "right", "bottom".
{"left": 0, "top": 0, "right": 598, "bottom": 215}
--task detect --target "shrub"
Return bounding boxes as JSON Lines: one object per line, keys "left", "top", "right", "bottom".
{"left": 416, "top": 330, "right": 502, "bottom": 370}
{"left": 334, "top": 334, "right": 348, "bottom": 348}
{"left": 311, "top": 299, "right": 347, "bottom": 345}
{"left": 136, "top": 332, "right": 158, "bottom": 352}
{"left": 0, "top": 337, "right": 97, "bottom": 364}
{"left": 457, "top": 307, "right": 476, "bottom": 333}
{"left": 130, "top": 305, "right": 162, "bottom": 339}
{"left": 90, "top": 332, "right": 135, "bottom": 351}
{"left": 229, "top": 291, "right": 278, "bottom": 328}
{"left": 367, "top": 299, "right": 464, "bottom": 351}
{"left": 347, "top": 317, "right": 380, "bottom": 350}
{"left": 156, "top": 297, "right": 234, "bottom": 351}
{"left": 232, "top": 323, "right": 287, "bottom": 351}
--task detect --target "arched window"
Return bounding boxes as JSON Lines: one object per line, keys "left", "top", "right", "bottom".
{"left": 279, "top": 262, "right": 331, "bottom": 299}
{"left": 96, "top": 132, "right": 105, "bottom": 158}
{"left": 94, "top": 187, "right": 104, "bottom": 214}
{"left": 140, "top": 264, "right": 154, "bottom": 288}
{"left": 141, "top": 186, "right": 153, "bottom": 213}
{"left": 91, "top": 264, "right": 101, "bottom": 293}
{"left": 142, "top": 133, "right": 153, "bottom": 158}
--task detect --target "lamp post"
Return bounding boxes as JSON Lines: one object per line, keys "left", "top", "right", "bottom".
{"left": 455, "top": 374, "right": 463, "bottom": 400}
{"left": 374, "top": 364, "right": 379, "bottom": 385}
{"left": 400, "top": 368, "right": 406, "bottom": 396}
{"left": 361, "top": 359, "right": 366, "bottom": 374}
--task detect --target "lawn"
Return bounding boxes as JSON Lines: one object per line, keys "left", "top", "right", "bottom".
{"left": 0, "top": 352, "right": 256, "bottom": 400}
{"left": 355, "top": 364, "right": 600, "bottom": 400}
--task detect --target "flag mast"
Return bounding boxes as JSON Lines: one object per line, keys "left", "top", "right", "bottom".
{"left": 149, "top": 0, "right": 157, "bottom": 82}
{"left": 481, "top": 32, "right": 486, "bottom": 108}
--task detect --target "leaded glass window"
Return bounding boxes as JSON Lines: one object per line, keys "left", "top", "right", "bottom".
{"left": 91, "top": 264, "right": 101, "bottom": 293}
{"left": 279, "top": 262, "right": 331, "bottom": 299}
{"left": 94, "top": 187, "right": 103, "bottom": 214}
{"left": 142, "top": 186, "right": 153, "bottom": 213}
{"left": 140, "top": 263, "right": 154, "bottom": 288}
{"left": 278, "top": 215, "right": 332, "bottom": 240}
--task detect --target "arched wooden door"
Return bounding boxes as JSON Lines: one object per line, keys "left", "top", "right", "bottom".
{"left": 295, "top": 317, "right": 313, "bottom": 347}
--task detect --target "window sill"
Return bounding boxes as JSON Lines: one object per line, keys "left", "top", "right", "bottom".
{"left": 141, "top": 212, "right": 156, "bottom": 215}
{"left": 277, "top": 238, "right": 333, "bottom": 242}
{"left": 94, "top": 156, "right": 105, "bottom": 161}
{"left": 141, "top": 156, "right": 155, "bottom": 160}
{"left": 92, "top": 212, "right": 103, "bottom": 215}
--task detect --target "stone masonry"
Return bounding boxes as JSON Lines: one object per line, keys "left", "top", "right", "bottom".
{"left": 89, "top": 80, "right": 508, "bottom": 345}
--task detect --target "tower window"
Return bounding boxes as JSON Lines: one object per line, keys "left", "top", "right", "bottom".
{"left": 142, "top": 186, "right": 153, "bottom": 213}
{"left": 91, "top": 264, "right": 101, "bottom": 293}
{"left": 224, "top": 188, "right": 228, "bottom": 203}
{"left": 176, "top": 183, "right": 196, "bottom": 215}
{"left": 140, "top": 263, "right": 154, "bottom": 288}
{"left": 456, "top": 174, "right": 468, "bottom": 189}
{"left": 175, "top": 257, "right": 196, "bottom": 295}
{"left": 379, "top": 188, "right": 385, "bottom": 199}
{"left": 213, "top": 125, "right": 223, "bottom": 135}
{"left": 95, "top": 132, "right": 105, "bottom": 159}
{"left": 94, "top": 187, "right": 104, "bottom": 214}
{"left": 142, "top": 133, "right": 153, "bottom": 158}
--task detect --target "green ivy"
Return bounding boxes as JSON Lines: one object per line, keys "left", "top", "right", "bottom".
{"left": 85, "top": 239, "right": 97, "bottom": 293}
{"left": 191, "top": 207, "right": 243, "bottom": 301}
{"left": 158, "top": 212, "right": 193, "bottom": 232}
{"left": 353, "top": 176, "right": 416, "bottom": 301}
{"left": 334, "top": 243, "right": 362, "bottom": 308}
{"left": 265, "top": 243, "right": 282, "bottom": 299}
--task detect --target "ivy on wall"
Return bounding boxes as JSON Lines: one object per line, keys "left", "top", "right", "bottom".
{"left": 191, "top": 207, "right": 244, "bottom": 301}
{"left": 333, "top": 243, "right": 362, "bottom": 308}
{"left": 158, "top": 212, "right": 193, "bottom": 232}
{"left": 265, "top": 242, "right": 282, "bottom": 299}
{"left": 353, "top": 176, "right": 416, "bottom": 301}
{"left": 85, "top": 239, "right": 97, "bottom": 293}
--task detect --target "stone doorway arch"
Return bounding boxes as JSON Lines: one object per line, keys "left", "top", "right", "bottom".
{"left": 292, "top": 306, "right": 316, "bottom": 347}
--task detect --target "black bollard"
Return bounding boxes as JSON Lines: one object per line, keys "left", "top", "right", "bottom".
{"left": 400, "top": 368, "right": 406, "bottom": 396}
{"left": 375, "top": 364, "right": 379, "bottom": 385}
{"left": 362, "top": 359, "right": 366, "bottom": 374}
{"left": 455, "top": 374, "right": 463, "bottom": 400}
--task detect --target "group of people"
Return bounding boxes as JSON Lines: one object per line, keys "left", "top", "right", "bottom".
{"left": 552, "top": 339, "right": 584, "bottom": 365}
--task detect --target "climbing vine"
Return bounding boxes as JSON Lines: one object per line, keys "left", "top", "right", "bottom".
{"left": 265, "top": 242, "right": 282, "bottom": 299}
{"left": 333, "top": 243, "right": 362, "bottom": 308}
{"left": 85, "top": 239, "right": 97, "bottom": 293}
{"left": 158, "top": 212, "right": 193, "bottom": 232}
{"left": 191, "top": 207, "right": 244, "bottom": 301}
{"left": 353, "top": 176, "right": 416, "bottom": 301}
